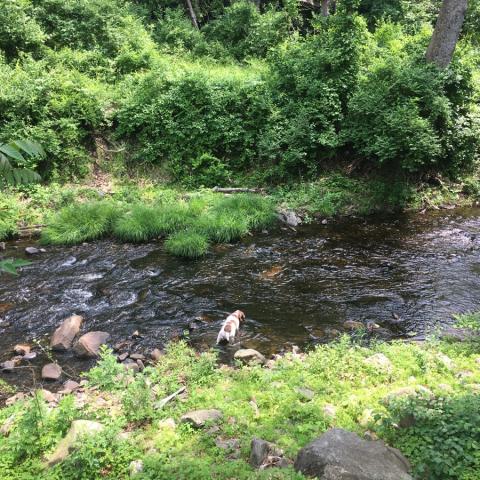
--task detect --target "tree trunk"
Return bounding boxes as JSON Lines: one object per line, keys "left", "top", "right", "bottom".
{"left": 426, "top": 0, "right": 468, "bottom": 68}
{"left": 321, "top": 0, "right": 329, "bottom": 16}
{"left": 185, "top": 0, "right": 199, "bottom": 29}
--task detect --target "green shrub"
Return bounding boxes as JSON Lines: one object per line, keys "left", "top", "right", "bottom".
{"left": 0, "top": 0, "right": 45, "bottom": 61}
{"left": 0, "top": 57, "right": 106, "bottom": 179}
{"left": 41, "top": 201, "right": 120, "bottom": 244}
{"left": 454, "top": 311, "right": 480, "bottom": 331}
{"left": 116, "top": 67, "right": 271, "bottom": 182}
{"left": 344, "top": 25, "right": 480, "bottom": 175}
{"left": 378, "top": 394, "right": 480, "bottom": 480}
{"left": 164, "top": 230, "right": 209, "bottom": 258}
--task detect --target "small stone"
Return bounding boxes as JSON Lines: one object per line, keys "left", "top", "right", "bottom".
{"left": 118, "top": 352, "right": 129, "bottom": 362}
{"left": 38, "top": 389, "right": 57, "bottom": 403}
{"left": 51, "top": 315, "right": 83, "bottom": 351}
{"left": 22, "top": 352, "right": 37, "bottom": 361}
{"left": 13, "top": 344, "right": 31, "bottom": 355}
{"left": 215, "top": 437, "right": 240, "bottom": 451}
{"left": 42, "top": 363, "right": 62, "bottom": 381}
{"left": 436, "top": 353, "right": 455, "bottom": 370}
{"left": 130, "top": 353, "right": 145, "bottom": 361}
{"left": 322, "top": 404, "right": 337, "bottom": 419}
{"left": 321, "top": 219, "right": 328, "bottom": 225}
{"left": 1, "top": 360, "right": 16, "bottom": 372}
{"left": 181, "top": 409, "right": 223, "bottom": 428}
{"left": 0, "top": 415, "right": 16, "bottom": 436}
{"left": 250, "top": 438, "right": 284, "bottom": 469}
{"left": 364, "top": 353, "right": 393, "bottom": 373}
{"left": 129, "top": 460, "right": 143, "bottom": 477}
{"left": 6, "top": 393, "right": 25, "bottom": 406}
{"left": 234, "top": 349, "right": 266, "bottom": 365}
{"left": 62, "top": 380, "right": 80, "bottom": 393}
{"left": 123, "top": 360, "right": 140, "bottom": 373}
{"left": 264, "top": 359, "right": 276, "bottom": 369}
{"left": 151, "top": 348, "right": 163, "bottom": 362}
{"left": 73, "top": 331, "right": 110, "bottom": 358}
{"left": 158, "top": 418, "right": 176, "bottom": 429}
{"left": 132, "top": 330, "right": 142, "bottom": 339}
{"left": 358, "top": 409, "right": 375, "bottom": 428}
{"left": 344, "top": 320, "right": 364, "bottom": 330}
{"left": 136, "top": 359, "right": 145, "bottom": 371}
{"left": 45, "top": 420, "right": 104, "bottom": 467}
{"left": 25, "top": 246, "right": 40, "bottom": 255}
{"left": 295, "top": 387, "right": 314, "bottom": 401}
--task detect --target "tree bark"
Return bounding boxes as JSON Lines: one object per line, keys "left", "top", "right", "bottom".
{"left": 185, "top": 0, "right": 199, "bottom": 29}
{"left": 426, "top": 0, "right": 468, "bottom": 68}
{"left": 321, "top": 0, "right": 329, "bottom": 16}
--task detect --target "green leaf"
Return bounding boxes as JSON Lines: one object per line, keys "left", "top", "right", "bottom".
{"left": 0, "top": 144, "right": 25, "bottom": 162}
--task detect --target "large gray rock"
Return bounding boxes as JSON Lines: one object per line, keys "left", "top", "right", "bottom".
{"left": 73, "top": 331, "right": 110, "bottom": 358}
{"left": 51, "top": 315, "right": 83, "bottom": 351}
{"left": 234, "top": 349, "right": 266, "bottom": 365}
{"left": 181, "top": 409, "right": 223, "bottom": 428}
{"left": 294, "top": 428, "right": 412, "bottom": 480}
{"left": 45, "top": 420, "right": 104, "bottom": 467}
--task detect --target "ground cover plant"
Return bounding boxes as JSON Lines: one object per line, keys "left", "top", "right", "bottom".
{"left": 0, "top": 335, "right": 479, "bottom": 479}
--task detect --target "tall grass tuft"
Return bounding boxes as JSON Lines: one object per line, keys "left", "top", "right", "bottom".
{"left": 41, "top": 201, "right": 120, "bottom": 245}
{"left": 195, "top": 212, "right": 249, "bottom": 243}
{"left": 113, "top": 204, "right": 162, "bottom": 243}
{"left": 156, "top": 204, "right": 195, "bottom": 234}
{"left": 164, "top": 230, "right": 209, "bottom": 258}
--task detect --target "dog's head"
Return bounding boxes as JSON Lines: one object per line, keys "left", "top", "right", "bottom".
{"left": 233, "top": 310, "right": 246, "bottom": 323}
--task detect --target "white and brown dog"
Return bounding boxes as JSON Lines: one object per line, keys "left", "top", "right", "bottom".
{"left": 216, "top": 310, "right": 245, "bottom": 344}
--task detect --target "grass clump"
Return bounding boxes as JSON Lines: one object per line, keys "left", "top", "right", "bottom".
{"left": 41, "top": 201, "right": 120, "bottom": 245}
{"left": 113, "top": 204, "right": 162, "bottom": 243}
{"left": 195, "top": 212, "right": 250, "bottom": 243}
{"left": 164, "top": 230, "right": 209, "bottom": 258}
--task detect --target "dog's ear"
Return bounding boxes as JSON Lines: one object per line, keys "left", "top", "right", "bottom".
{"left": 238, "top": 310, "right": 246, "bottom": 322}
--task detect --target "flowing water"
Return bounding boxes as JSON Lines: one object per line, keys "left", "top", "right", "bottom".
{"left": 1, "top": 207, "right": 480, "bottom": 393}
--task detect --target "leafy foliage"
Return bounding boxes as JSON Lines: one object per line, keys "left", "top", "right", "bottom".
{"left": 378, "top": 394, "right": 480, "bottom": 480}
{"left": 0, "top": 259, "right": 32, "bottom": 276}
{"left": 0, "top": 140, "right": 43, "bottom": 188}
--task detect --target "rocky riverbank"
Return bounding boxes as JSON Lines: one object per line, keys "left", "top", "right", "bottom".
{"left": 1, "top": 330, "right": 479, "bottom": 479}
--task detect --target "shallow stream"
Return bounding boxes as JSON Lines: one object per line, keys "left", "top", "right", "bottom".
{"left": 1, "top": 207, "right": 480, "bottom": 392}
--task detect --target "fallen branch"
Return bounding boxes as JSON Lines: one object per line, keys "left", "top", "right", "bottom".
{"left": 154, "top": 386, "right": 186, "bottom": 409}
{"left": 212, "top": 187, "right": 265, "bottom": 194}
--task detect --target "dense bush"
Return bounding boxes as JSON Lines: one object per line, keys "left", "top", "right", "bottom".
{"left": 345, "top": 25, "right": 480, "bottom": 175}
{"left": 115, "top": 67, "right": 272, "bottom": 182}
{"left": 0, "top": 0, "right": 45, "bottom": 61}
{"left": 378, "top": 394, "right": 480, "bottom": 480}
{"left": 0, "top": 57, "right": 106, "bottom": 178}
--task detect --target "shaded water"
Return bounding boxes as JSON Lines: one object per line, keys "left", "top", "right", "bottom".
{"left": 1, "top": 208, "right": 480, "bottom": 391}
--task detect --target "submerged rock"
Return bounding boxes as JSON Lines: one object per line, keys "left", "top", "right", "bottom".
{"left": 74, "top": 331, "right": 110, "bottom": 358}
{"left": 41, "top": 363, "right": 62, "bottom": 381}
{"left": 45, "top": 420, "right": 104, "bottom": 467}
{"left": 181, "top": 409, "right": 223, "bottom": 428}
{"left": 51, "top": 315, "right": 83, "bottom": 351}
{"left": 234, "top": 349, "right": 266, "bottom": 365}
{"left": 294, "top": 428, "right": 412, "bottom": 479}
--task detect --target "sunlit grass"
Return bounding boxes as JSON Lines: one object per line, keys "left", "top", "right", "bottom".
{"left": 164, "top": 230, "right": 209, "bottom": 258}
{"left": 41, "top": 201, "right": 120, "bottom": 245}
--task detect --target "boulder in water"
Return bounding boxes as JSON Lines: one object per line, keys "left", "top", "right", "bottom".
{"left": 73, "top": 331, "right": 110, "bottom": 358}
{"left": 51, "top": 315, "right": 83, "bottom": 351}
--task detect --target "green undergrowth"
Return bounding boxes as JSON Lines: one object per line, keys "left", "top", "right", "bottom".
{"left": 39, "top": 189, "right": 276, "bottom": 258}
{"left": 0, "top": 336, "right": 479, "bottom": 479}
